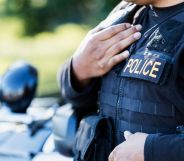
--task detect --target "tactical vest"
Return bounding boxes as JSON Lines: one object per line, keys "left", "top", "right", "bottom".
{"left": 98, "top": 5, "right": 184, "bottom": 145}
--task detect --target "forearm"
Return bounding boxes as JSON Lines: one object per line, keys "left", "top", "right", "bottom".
{"left": 71, "top": 58, "right": 93, "bottom": 90}
{"left": 59, "top": 58, "right": 100, "bottom": 111}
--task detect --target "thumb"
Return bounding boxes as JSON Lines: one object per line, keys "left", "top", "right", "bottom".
{"left": 124, "top": 131, "right": 133, "bottom": 140}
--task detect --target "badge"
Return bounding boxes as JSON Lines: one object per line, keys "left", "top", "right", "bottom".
{"left": 121, "top": 54, "right": 167, "bottom": 84}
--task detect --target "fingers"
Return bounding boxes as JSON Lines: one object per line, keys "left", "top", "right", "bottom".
{"left": 97, "top": 51, "right": 129, "bottom": 69}
{"left": 94, "top": 23, "right": 131, "bottom": 40}
{"left": 98, "top": 31, "right": 141, "bottom": 66}
{"left": 91, "top": 24, "right": 142, "bottom": 61}
{"left": 95, "top": 24, "right": 142, "bottom": 63}
{"left": 108, "top": 151, "right": 114, "bottom": 161}
{"left": 105, "top": 24, "right": 142, "bottom": 46}
{"left": 124, "top": 131, "right": 133, "bottom": 140}
{"left": 107, "top": 31, "right": 141, "bottom": 54}
{"left": 108, "top": 145, "right": 121, "bottom": 161}
{"left": 107, "top": 51, "right": 130, "bottom": 68}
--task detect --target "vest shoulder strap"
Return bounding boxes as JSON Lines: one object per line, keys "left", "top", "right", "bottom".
{"left": 99, "top": 3, "right": 146, "bottom": 29}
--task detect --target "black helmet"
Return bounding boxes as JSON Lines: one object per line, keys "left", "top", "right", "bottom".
{"left": 0, "top": 61, "right": 38, "bottom": 113}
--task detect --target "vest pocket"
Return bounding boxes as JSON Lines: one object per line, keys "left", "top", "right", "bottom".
{"left": 73, "top": 115, "right": 114, "bottom": 161}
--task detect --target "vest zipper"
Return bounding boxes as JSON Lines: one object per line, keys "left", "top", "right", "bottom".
{"left": 115, "top": 77, "right": 126, "bottom": 144}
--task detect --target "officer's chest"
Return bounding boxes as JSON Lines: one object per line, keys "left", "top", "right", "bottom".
{"left": 118, "top": 19, "right": 184, "bottom": 87}
{"left": 100, "top": 19, "right": 184, "bottom": 112}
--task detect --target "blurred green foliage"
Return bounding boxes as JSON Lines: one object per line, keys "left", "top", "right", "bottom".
{"left": 0, "top": 0, "right": 120, "bottom": 96}
{"left": 0, "top": 18, "right": 89, "bottom": 96}
{"left": 4, "top": 0, "right": 119, "bottom": 35}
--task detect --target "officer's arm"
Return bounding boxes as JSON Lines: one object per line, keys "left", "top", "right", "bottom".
{"left": 59, "top": 25, "right": 141, "bottom": 111}
{"left": 59, "top": 58, "right": 100, "bottom": 112}
{"left": 59, "top": 2, "right": 141, "bottom": 111}
{"left": 144, "top": 134, "right": 184, "bottom": 161}
{"left": 58, "top": 3, "right": 125, "bottom": 110}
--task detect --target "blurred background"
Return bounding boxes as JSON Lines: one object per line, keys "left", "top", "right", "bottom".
{"left": 0, "top": 0, "right": 119, "bottom": 97}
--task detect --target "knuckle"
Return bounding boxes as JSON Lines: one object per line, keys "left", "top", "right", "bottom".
{"left": 90, "top": 45, "right": 99, "bottom": 53}
{"left": 90, "top": 44, "right": 97, "bottom": 52}
{"left": 96, "top": 48, "right": 104, "bottom": 55}
{"left": 119, "top": 32, "right": 126, "bottom": 39}
{"left": 93, "top": 52, "right": 99, "bottom": 60}
{"left": 95, "top": 43, "right": 105, "bottom": 52}
{"left": 131, "top": 26, "right": 137, "bottom": 32}
{"left": 120, "top": 30, "right": 133, "bottom": 40}
{"left": 88, "top": 37, "right": 94, "bottom": 44}
{"left": 91, "top": 35, "right": 98, "bottom": 42}
{"left": 109, "top": 26, "right": 116, "bottom": 34}
{"left": 134, "top": 132, "right": 141, "bottom": 135}
{"left": 88, "top": 37, "right": 98, "bottom": 46}
{"left": 134, "top": 132, "right": 139, "bottom": 134}
{"left": 95, "top": 49, "right": 105, "bottom": 59}
{"left": 115, "top": 34, "right": 124, "bottom": 41}
{"left": 121, "top": 23, "right": 127, "bottom": 28}
{"left": 115, "top": 44, "right": 123, "bottom": 51}
{"left": 127, "top": 27, "right": 136, "bottom": 35}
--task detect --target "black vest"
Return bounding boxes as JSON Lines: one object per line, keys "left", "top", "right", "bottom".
{"left": 98, "top": 5, "right": 184, "bottom": 145}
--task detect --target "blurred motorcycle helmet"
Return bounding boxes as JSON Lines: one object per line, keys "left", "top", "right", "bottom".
{"left": 0, "top": 61, "right": 38, "bottom": 113}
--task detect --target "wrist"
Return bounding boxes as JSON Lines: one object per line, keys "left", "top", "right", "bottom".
{"left": 71, "top": 58, "right": 92, "bottom": 88}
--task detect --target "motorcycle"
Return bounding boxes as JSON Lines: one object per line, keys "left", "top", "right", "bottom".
{"left": 0, "top": 97, "right": 74, "bottom": 161}
{"left": 0, "top": 61, "right": 76, "bottom": 161}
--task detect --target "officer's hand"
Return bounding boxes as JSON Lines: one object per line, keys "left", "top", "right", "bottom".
{"left": 72, "top": 23, "right": 142, "bottom": 87}
{"left": 109, "top": 132, "right": 148, "bottom": 161}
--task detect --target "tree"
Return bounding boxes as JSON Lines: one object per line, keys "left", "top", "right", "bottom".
{"left": 4, "top": 0, "right": 120, "bottom": 35}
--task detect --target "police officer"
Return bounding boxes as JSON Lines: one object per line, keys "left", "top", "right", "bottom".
{"left": 60, "top": 0, "right": 184, "bottom": 160}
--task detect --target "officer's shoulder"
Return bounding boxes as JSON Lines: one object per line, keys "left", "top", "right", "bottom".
{"left": 109, "top": 1, "right": 129, "bottom": 15}
{"left": 171, "top": 12, "right": 184, "bottom": 42}
{"left": 98, "top": 2, "right": 139, "bottom": 29}
{"left": 108, "top": 1, "right": 134, "bottom": 16}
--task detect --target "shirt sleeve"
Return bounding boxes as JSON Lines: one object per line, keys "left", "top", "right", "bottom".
{"left": 144, "top": 133, "right": 184, "bottom": 161}
{"left": 59, "top": 58, "right": 101, "bottom": 113}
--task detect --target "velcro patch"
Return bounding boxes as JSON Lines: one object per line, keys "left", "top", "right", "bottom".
{"left": 121, "top": 54, "right": 167, "bottom": 84}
